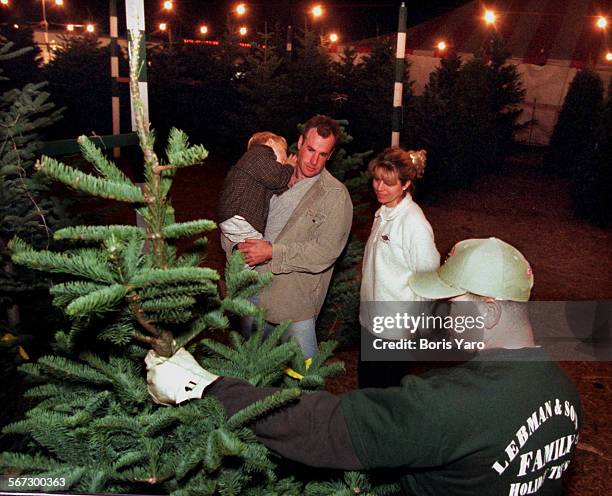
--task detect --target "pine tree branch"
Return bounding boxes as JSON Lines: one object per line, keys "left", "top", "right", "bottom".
{"left": 162, "top": 220, "right": 217, "bottom": 239}
{"left": 54, "top": 225, "right": 144, "bottom": 242}
{"left": 127, "top": 296, "right": 174, "bottom": 357}
{"left": 128, "top": 297, "right": 161, "bottom": 338}
{"left": 35, "top": 156, "right": 145, "bottom": 203}
{"left": 227, "top": 388, "right": 301, "bottom": 430}
{"left": 77, "top": 135, "right": 133, "bottom": 185}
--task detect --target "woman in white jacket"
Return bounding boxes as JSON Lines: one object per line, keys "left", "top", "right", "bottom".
{"left": 359, "top": 147, "right": 440, "bottom": 387}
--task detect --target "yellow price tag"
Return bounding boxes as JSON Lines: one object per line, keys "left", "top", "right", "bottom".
{"left": 283, "top": 358, "right": 313, "bottom": 381}
{"left": 18, "top": 345, "right": 30, "bottom": 361}
{"left": 1, "top": 332, "right": 17, "bottom": 343}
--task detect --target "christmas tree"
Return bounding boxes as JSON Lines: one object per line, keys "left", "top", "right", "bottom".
{"left": 331, "top": 45, "right": 362, "bottom": 118}
{"left": 545, "top": 69, "right": 604, "bottom": 175}
{"left": 404, "top": 35, "right": 525, "bottom": 191}
{"left": 288, "top": 27, "right": 335, "bottom": 119}
{"left": 568, "top": 76, "right": 611, "bottom": 226}
{"left": 1, "top": 30, "right": 398, "bottom": 495}
{"left": 42, "top": 36, "right": 113, "bottom": 139}
{"left": 340, "top": 38, "right": 405, "bottom": 152}
{"left": 0, "top": 38, "right": 65, "bottom": 434}
{"left": 224, "top": 24, "right": 295, "bottom": 148}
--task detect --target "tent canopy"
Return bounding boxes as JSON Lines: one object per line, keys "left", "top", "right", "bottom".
{"left": 341, "top": 0, "right": 611, "bottom": 145}
{"left": 403, "top": 0, "right": 610, "bottom": 67}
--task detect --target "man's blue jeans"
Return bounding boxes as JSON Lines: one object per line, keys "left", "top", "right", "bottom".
{"left": 241, "top": 296, "right": 318, "bottom": 358}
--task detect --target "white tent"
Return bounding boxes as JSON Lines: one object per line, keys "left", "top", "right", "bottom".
{"left": 336, "top": 0, "right": 611, "bottom": 145}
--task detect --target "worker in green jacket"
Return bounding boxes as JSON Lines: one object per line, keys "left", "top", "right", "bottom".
{"left": 146, "top": 237, "right": 580, "bottom": 496}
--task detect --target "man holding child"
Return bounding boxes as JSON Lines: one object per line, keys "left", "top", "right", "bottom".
{"left": 218, "top": 115, "right": 353, "bottom": 357}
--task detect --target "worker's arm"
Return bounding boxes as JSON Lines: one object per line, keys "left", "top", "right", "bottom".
{"left": 207, "top": 377, "right": 363, "bottom": 470}
{"left": 145, "top": 349, "right": 362, "bottom": 470}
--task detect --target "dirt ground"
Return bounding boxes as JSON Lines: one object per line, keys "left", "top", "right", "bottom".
{"left": 161, "top": 147, "right": 611, "bottom": 494}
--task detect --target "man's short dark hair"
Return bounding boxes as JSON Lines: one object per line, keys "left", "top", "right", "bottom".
{"left": 301, "top": 115, "right": 340, "bottom": 143}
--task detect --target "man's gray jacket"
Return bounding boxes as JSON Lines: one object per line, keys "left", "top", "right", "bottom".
{"left": 259, "top": 168, "right": 353, "bottom": 323}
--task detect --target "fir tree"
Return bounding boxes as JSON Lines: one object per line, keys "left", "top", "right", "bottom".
{"left": 404, "top": 36, "right": 525, "bottom": 191}
{"left": 331, "top": 45, "right": 362, "bottom": 117}
{"left": 0, "top": 26, "right": 42, "bottom": 92}
{"left": 148, "top": 42, "right": 237, "bottom": 148}
{"left": 42, "top": 36, "right": 113, "bottom": 139}
{"left": 0, "top": 39, "right": 65, "bottom": 434}
{"left": 402, "top": 51, "right": 463, "bottom": 190}
{"left": 545, "top": 69, "right": 604, "bottom": 175}
{"left": 224, "top": 26, "right": 295, "bottom": 147}
{"left": 1, "top": 30, "right": 400, "bottom": 495}
{"left": 570, "top": 78, "right": 612, "bottom": 226}
{"left": 305, "top": 471, "right": 400, "bottom": 495}
{"left": 288, "top": 27, "right": 335, "bottom": 119}
{"left": 348, "top": 38, "right": 406, "bottom": 151}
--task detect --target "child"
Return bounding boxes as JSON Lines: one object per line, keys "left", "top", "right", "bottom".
{"left": 217, "top": 132, "right": 295, "bottom": 263}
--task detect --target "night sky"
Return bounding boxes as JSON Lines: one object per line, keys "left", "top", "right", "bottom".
{"left": 1, "top": 1, "right": 472, "bottom": 42}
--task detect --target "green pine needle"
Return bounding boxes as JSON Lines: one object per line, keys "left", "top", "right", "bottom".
{"left": 162, "top": 220, "right": 217, "bottom": 239}
{"left": 11, "top": 237, "right": 117, "bottom": 283}
{"left": 166, "top": 128, "right": 209, "bottom": 168}
{"left": 36, "top": 156, "right": 145, "bottom": 203}
{"left": 55, "top": 225, "right": 144, "bottom": 241}
{"left": 131, "top": 267, "right": 219, "bottom": 286}
{"left": 66, "top": 284, "right": 127, "bottom": 317}
{"left": 78, "top": 135, "right": 133, "bottom": 184}
{"left": 139, "top": 295, "right": 197, "bottom": 311}
{"left": 36, "top": 355, "right": 112, "bottom": 385}
{"left": 50, "top": 281, "right": 108, "bottom": 307}
{"left": 145, "top": 308, "right": 193, "bottom": 324}
{"left": 227, "top": 388, "right": 301, "bottom": 430}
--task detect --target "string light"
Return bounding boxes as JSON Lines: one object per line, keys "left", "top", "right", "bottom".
{"left": 66, "top": 23, "right": 74, "bottom": 31}
{"left": 55, "top": 0, "right": 64, "bottom": 6}
{"left": 235, "top": 3, "right": 246, "bottom": 16}
{"left": 606, "top": 52, "right": 612, "bottom": 62}
{"left": 437, "top": 40, "right": 447, "bottom": 51}
{"left": 159, "top": 22, "right": 167, "bottom": 31}
{"left": 163, "top": 1, "right": 173, "bottom": 11}
{"left": 312, "top": 5, "right": 323, "bottom": 18}
{"left": 86, "top": 24, "right": 95, "bottom": 33}
{"left": 0, "top": 0, "right": 9, "bottom": 6}
{"left": 329, "top": 32, "right": 338, "bottom": 43}
{"left": 596, "top": 16, "right": 608, "bottom": 29}
{"left": 484, "top": 10, "right": 496, "bottom": 25}
{"left": 199, "top": 25, "right": 208, "bottom": 35}
{"left": 239, "top": 26, "right": 247, "bottom": 36}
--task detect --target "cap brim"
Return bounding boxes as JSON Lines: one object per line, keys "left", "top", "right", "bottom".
{"left": 408, "top": 271, "right": 466, "bottom": 300}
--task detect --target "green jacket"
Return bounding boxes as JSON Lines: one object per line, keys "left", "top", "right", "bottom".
{"left": 208, "top": 347, "right": 581, "bottom": 496}
{"left": 259, "top": 168, "right": 353, "bottom": 323}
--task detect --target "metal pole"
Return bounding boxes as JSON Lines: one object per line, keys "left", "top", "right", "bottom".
{"left": 391, "top": 2, "right": 407, "bottom": 147}
{"left": 41, "top": 0, "right": 50, "bottom": 64}
{"left": 125, "top": 0, "right": 149, "bottom": 130}
{"left": 109, "top": 0, "right": 121, "bottom": 158}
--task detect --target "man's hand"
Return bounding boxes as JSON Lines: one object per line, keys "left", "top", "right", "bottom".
{"left": 145, "top": 348, "right": 219, "bottom": 405}
{"left": 238, "top": 239, "right": 273, "bottom": 266}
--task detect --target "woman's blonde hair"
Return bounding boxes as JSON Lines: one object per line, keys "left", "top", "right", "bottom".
{"left": 368, "top": 147, "right": 427, "bottom": 192}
